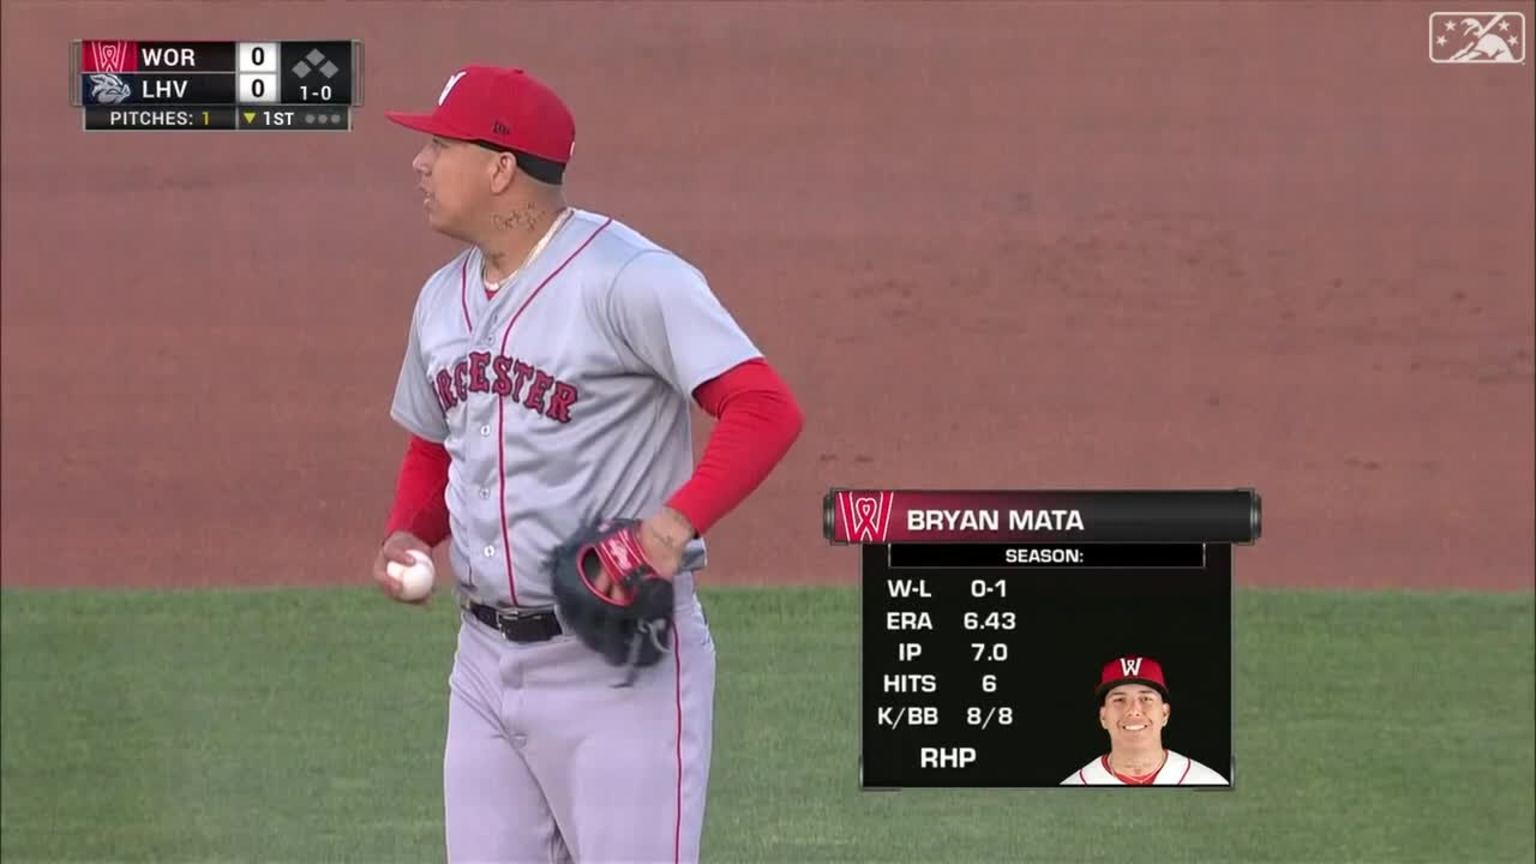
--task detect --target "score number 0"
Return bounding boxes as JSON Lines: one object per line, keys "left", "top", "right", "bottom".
{"left": 237, "top": 42, "right": 280, "bottom": 105}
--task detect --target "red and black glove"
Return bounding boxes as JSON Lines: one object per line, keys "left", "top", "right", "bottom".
{"left": 549, "top": 519, "right": 675, "bottom": 685}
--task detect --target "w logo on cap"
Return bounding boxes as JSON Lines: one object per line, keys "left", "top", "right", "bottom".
{"left": 1098, "top": 655, "right": 1166, "bottom": 697}
{"left": 438, "top": 71, "right": 467, "bottom": 106}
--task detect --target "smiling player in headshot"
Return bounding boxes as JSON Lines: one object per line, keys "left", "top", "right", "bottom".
{"left": 369, "top": 64, "right": 804, "bottom": 863}
{"left": 1062, "top": 656, "right": 1230, "bottom": 786}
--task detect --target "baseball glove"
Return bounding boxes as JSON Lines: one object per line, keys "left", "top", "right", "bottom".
{"left": 549, "top": 518, "right": 675, "bottom": 686}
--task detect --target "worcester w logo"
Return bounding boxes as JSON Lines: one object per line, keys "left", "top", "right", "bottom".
{"left": 1119, "top": 657, "right": 1144, "bottom": 677}
{"left": 438, "top": 71, "right": 467, "bottom": 105}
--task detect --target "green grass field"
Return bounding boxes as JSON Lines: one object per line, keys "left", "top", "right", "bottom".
{"left": 2, "top": 586, "right": 1532, "bottom": 864}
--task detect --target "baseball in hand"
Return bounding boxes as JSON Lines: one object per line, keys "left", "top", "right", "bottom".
{"left": 386, "top": 550, "right": 436, "bottom": 601}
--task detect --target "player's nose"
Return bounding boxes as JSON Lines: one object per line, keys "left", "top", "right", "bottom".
{"left": 411, "top": 146, "right": 433, "bottom": 174}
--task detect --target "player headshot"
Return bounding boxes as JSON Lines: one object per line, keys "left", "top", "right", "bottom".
{"left": 1062, "top": 656, "right": 1229, "bottom": 786}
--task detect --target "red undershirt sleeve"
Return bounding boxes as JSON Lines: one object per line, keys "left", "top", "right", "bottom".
{"left": 383, "top": 434, "right": 452, "bottom": 546}
{"left": 665, "top": 357, "right": 804, "bottom": 536}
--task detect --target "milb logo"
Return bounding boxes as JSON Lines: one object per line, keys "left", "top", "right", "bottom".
{"left": 1428, "top": 12, "right": 1525, "bottom": 63}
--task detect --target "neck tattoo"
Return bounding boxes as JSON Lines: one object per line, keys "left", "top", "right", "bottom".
{"left": 490, "top": 201, "right": 540, "bottom": 233}
{"left": 483, "top": 206, "right": 572, "bottom": 291}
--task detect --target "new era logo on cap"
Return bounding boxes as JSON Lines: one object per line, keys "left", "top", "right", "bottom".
{"left": 386, "top": 65, "right": 576, "bottom": 164}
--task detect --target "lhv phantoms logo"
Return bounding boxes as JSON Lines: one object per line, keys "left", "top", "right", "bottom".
{"left": 1429, "top": 12, "right": 1525, "bottom": 63}
{"left": 88, "top": 73, "right": 132, "bottom": 104}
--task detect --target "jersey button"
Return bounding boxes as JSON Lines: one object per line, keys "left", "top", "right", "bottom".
{"left": 483, "top": 545, "right": 495, "bottom": 558}
{"left": 479, "top": 424, "right": 491, "bottom": 437}
{"left": 479, "top": 488, "right": 491, "bottom": 500}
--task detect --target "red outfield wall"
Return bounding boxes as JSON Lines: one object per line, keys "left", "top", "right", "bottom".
{"left": 2, "top": 2, "right": 1531, "bottom": 592}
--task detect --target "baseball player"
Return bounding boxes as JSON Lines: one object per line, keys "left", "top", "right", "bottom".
{"left": 1061, "top": 656, "right": 1229, "bottom": 786}
{"left": 369, "top": 65, "right": 804, "bottom": 863}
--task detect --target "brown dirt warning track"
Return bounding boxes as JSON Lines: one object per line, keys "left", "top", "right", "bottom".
{"left": 2, "top": 1, "right": 1532, "bottom": 594}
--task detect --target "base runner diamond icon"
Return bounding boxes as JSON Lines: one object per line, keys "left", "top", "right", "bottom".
{"left": 293, "top": 48, "right": 342, "bottom": 80}
{"left": 1429, "top": 11, "right": 1525, "bottom": 63}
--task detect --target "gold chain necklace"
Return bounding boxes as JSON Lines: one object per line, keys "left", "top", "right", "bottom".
{"left": 484, "top": 207, "right": 573, "bottom": 292}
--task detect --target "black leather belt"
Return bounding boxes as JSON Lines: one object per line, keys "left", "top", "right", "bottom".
{"left": 463, "top": 599, "right": 563, "bottom": 643}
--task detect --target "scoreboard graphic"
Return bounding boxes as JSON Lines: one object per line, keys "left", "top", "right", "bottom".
{"left": 827, "top": 488, "right": 1262, "bottom": 790}
{"left": 71, "top": 40, "right": 363, "bottom": 131}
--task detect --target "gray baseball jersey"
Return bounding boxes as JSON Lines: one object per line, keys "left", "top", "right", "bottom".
{"left": 390, "top": 208, "right": 761, "bottom": 609}
{"left": 1062, "top": 750, "right": 1230, "bottom": 786}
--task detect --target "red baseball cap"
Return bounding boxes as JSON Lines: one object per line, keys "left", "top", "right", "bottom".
{"left": 385, "top": 65, "right": 576, "bottom": 181}
{"left": 1096, "top": 656, "right": 1169, "bottom": 701}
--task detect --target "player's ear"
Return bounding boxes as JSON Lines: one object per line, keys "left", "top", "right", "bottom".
{"left": 487, "top": 151, "right": 518, "bottom": 194}
{"left": 1099, "top": 705, "right": 1110, "bottom": 730}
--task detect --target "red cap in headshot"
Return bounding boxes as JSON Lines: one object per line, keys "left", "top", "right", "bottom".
{"left": 385, "top": 65, "right": 575, "bottom": 181}
{"left": 1096, "top": 656, "right": 1168, "bottom": 701}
